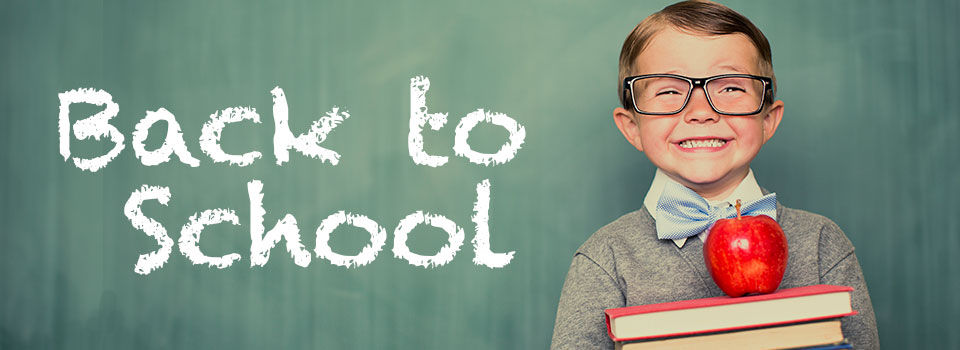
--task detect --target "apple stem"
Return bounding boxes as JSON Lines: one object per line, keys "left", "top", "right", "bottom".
{"left": 735, "top": 199, "right": 742, "bottom": 219}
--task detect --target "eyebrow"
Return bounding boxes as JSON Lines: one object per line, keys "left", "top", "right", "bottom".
{"left": 715, "top": 64, "right": 749, "bottom": 74}
{"left": 656, "top": 65, "right": 752, "bottom": 76}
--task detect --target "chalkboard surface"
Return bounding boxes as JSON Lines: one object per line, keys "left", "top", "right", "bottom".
{"left": 2, "top": 0, "right": 958, "bottom": 349}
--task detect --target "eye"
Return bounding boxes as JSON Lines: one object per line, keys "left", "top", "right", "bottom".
{"left": 655, "top": 89, "right": 682, "bottom": 97}
{"left": 719, "top": 86, "right": 746, "bottom": 93}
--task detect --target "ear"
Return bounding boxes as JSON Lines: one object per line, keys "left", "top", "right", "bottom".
{"left": 613, "top": 107, "right": 644, "bottom": 152}
{"left": 760, "top": 100, "right": 784, "bottom": 144}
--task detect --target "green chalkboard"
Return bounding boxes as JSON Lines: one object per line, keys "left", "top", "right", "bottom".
{"left": 1, "top": 0, "right": 958, "bottom": 349}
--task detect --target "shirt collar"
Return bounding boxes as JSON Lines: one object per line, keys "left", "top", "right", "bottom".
{"left": 643, "top": 168, "right": 764, "bottom": 248}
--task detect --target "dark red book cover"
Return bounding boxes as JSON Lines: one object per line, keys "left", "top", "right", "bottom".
{"left": 605, "top": 284, "right": 857, "bottom": 342}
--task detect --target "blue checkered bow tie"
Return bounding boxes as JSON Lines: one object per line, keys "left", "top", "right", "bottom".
{"left": 655, "top": 181, "right": 778, "bottom": 240}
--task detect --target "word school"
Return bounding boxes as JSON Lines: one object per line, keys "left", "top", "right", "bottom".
{"left": 125, "top": 179, "right": 511, "bottom": 275}
{"left": 57, "top": 76, "right": 525, "bottom": 274}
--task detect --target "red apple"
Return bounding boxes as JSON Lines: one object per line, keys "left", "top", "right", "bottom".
{"left": 704, "top": 200, "right": 788, "bottom": 297}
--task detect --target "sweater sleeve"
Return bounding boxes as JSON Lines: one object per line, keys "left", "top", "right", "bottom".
{"left": 818, "top": 220, "right": 881, "bottom": 349}
{"left": 551, "top": 252, "right": 625, "bottom": 350}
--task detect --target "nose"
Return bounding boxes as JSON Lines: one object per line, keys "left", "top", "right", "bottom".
{"left": 682, "top": 87, "right": 719, "bottom": 123}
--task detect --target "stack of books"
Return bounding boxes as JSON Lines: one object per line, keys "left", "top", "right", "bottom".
{"left": 605, "top": 285, "right": 856, "bottom": 350}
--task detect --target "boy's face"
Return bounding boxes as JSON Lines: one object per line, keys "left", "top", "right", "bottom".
{"left": 614, "top": 26, "right": 784, "bottom": 200}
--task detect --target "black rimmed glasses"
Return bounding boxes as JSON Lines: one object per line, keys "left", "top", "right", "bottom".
{"left": 623, "top": 74, "right": 773, "bottom": 116}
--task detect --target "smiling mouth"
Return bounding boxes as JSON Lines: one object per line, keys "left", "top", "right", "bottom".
{"left": 677, "top": 138, "right": 728, "bottom": 149}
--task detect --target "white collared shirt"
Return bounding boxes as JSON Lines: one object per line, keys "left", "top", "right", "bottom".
{"left": 642, "top": 168, "right": 766, "bottom": 248}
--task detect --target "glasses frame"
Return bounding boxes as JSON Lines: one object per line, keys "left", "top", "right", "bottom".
{"left": 623, "top": 73, "right": 774, "bottom": 116}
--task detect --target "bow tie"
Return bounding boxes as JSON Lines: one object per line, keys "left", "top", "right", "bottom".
{"left": 655, "top": 181, "right": 778, "bottom": 240}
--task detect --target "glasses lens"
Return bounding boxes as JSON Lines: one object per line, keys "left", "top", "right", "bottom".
{"left": 705, "top": 77, "right": 766, "bottom": 114}
{"left": 631, "top": 77, "right": 691, "bottom": 114}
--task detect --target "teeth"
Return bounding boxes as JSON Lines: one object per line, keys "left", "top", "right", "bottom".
{"left": 679, "top": 139, "right": 726, "bottom": 148}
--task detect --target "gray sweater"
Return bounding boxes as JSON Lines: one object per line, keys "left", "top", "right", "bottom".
{"left": 551, "top": 202, "right": 880, "bottom": 349}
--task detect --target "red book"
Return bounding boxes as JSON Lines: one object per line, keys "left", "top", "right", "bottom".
{"left": 605, "top": 285, "right": 856, "bottom": 342}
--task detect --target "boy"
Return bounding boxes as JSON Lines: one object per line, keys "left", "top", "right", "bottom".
{"left": 550, "top": 1, "right": 880, "bottom": 349}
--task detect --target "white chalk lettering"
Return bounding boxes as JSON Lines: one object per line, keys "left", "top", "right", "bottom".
{"left": 314, "top": 211, "right": 388, "bottom": 268}
{"left": 392, "top": 211, "right": 465, "bottom": 268}
{"left": 453, "top": 109, "right": 526, "bottom": 166}
{"left": 58, "top": 88, "right": 125, "bottom": 172}
{"left": 271, "top": 86, "right": 349, "bottom": 166}
{"left": 178, "top": 208, "right": 242, "bottom": 269}
{"left": 131, "top": 108, "right": 201, "bottom": 167}
{"left": 199, "top": 106, "right": 262, "bottom": 167}
{"left": 471, "top": 179, "right": 514, "bottom": 268}
{"left": 248, "top": 180, "right": 311, "bottom": 267}
{"left": 126, "top": 178, "right": 514, "bottom": 273}
{"left": 124, "top": 185, "right": 174, "bottom": 275}
{"left": 408, "top": 76, "right": 450, "bottom": 167}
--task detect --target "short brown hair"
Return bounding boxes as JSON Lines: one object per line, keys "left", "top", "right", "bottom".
{"left": 618, "top": 0, "right": 775, "bottom": 108}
